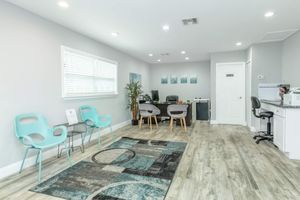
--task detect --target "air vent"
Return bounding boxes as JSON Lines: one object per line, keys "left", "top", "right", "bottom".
{"left": 160, "top": 53, "right": 170, "bottom": 56}
{"left": 261, "top": 29, "right": 298, "bottom": 42}
{"left": 182, "top": 18, "right": 198, "bottom": 26}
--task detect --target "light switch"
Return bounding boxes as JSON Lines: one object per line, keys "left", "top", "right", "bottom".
{"left": 257, "top": 74, "right": 264, "bottom": 80}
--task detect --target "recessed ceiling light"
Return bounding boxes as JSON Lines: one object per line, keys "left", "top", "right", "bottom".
{"left": 236, "top": 42, "right": 242, "bottom": 46}
{"left": 148, "top": 53, "right": 153, "bottom": 57}
{"left": 185, "top": 57, "right": 190, "bottom": 60}
{"left": 57, "top": 1, "right": 69, "bottom": 8}
{"left": 157, "top": 59, "right": 161, "bottom": 62}
{"left": 181, "top": 51, "right": 186, "bottom": 54}
{"left": 162, "top": 25, "right": 170, "bottom": 31}
{"left": 265, "top": 11, "right": 274, "bottom": 18}
{"left": 111, "top": 32, "right": 119, "bottom": 37}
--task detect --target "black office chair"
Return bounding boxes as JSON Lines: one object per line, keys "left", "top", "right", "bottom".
{"left": 251, "top": 96, "right": 274, "bottom": 144}
{"left": 166, "top": 95, "right": 178, "bottom": 104}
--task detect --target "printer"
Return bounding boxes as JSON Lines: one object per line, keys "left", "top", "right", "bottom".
{"left": 283, "top": 88, "right": 300, "bottom": 106}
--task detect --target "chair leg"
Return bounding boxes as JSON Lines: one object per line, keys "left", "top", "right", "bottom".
{"left": 139, "top": 116, "right": 143, "bottom": 129}
{"left": 88, "top": 127, "right": 94, "bottom": 143}
{"left": 150, "top": 116, "right": 152, "bottom": 130}
{"left": 183, "top": 117, "right": 187, "bottom": 132}
{"left": 38, "top": 149, "right": 42, "bottom": 183}
{"left": 19, "top": 147, "right": 30, "bottom": 173}
{"left": 35, "top": 150, "right": 40, "bottom": 166}
{"left": 80, "top": 133, "right": 85, "bottom": 153}
{"left": 154, "top": 116, "right": 158, "bottom": 128}
{"left": 180, "top": 118, "right": 183, "bottom": 130}
{"left": 170, "top": 117, "right": 173, "bottom": 131}
{"left": 63, "top": 142, "right": 72, "bottom": 166}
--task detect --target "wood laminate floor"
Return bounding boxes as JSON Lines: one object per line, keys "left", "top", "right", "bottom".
{"left": 1, "top": 121, "right": 300, "bottom": 200}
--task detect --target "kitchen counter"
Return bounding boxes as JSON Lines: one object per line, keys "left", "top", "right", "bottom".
{"left": 261, "top": 100, "right": 300, "bottom": 109}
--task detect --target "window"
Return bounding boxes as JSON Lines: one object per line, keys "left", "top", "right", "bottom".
{"left": 62, "top": 46, "right": 118, "bottom": 98}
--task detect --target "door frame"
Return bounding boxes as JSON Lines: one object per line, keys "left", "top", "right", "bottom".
{"left": 215, "top": 62, "right": 246, "bottom": 125}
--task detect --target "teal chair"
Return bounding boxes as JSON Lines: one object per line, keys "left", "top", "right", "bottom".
{"left": 15, "top": 113, "right": 71, "bottom": 182}
{"left": 79, "top": 105, "right": 112, "bottom": 147}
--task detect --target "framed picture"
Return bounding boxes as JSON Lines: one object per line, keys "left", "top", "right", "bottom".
{"left": 161, "top": 76, "right": 168, "bottom": 84}
{"left": 190, "top": 75, "right": 198, "bottom": 84}
{"left": 129, "top": 72, "right": 142, "bottom": 83}
{"left": 180, "top": 75, "right": 188, "bottom": 84}
{"left": 65, "top": 109, "right": 78, "bottom": 125}
{"left": 170, "top": 75, "right": 178, "bottom": 84}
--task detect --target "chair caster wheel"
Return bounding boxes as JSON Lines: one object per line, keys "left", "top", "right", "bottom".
{"left": 256, "top": 140, "right": 260, "bottom": 144}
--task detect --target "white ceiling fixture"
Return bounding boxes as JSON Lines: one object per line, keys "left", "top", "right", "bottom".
{"left": 111, "top": 32, "right": 119, "bottom": 37}
{"left": 6, "top": 0, "right": 300, "bottom": 63}
{"left": 185, "top": 57, "right": 190, "bottom": 60}
{"left": 265, "top": 11, "right": 275, "bottom": 18}
{"left": 236, "top": 42, "right": 242, "bottom": 46}
{"left": 162, "top": 24, "right": 170, "bottom": 31}
{"left": 57, "top": 1, "right": 69, "bottom": 8}
{"left": 181, "top": 51, "right": 186, "bottom": 54}
{"left": 157, "top": 59, "right": 161, "bottom": 62}
{"left": 148, "top": 53, "right": 153, "bottom": 57}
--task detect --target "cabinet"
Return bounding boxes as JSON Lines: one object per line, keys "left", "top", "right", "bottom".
{"left": 273, "top": 114, "right": 285, "bottom": 151}
{"left": 260, "top": 102, "right": 300, "bottom": 160}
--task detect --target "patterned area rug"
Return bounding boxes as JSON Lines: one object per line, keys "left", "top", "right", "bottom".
{"left": 30, "top": 137, "right": 187, "bottom": 200}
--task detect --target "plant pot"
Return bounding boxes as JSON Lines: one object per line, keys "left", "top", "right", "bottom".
{"left": 131, "top": 119, "right": 139, "bottom": 126}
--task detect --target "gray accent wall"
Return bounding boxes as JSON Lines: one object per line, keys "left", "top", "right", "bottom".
{"left": 149, "top": 62, "right": 210, "bottom": 102}
{"left": 250, "top": 42, "right": 282, "bottom": 97}
{"left": 282, "top": 31, "right": 300, "bottom": 87}
{"left": 247, "top": 42, "right": 282, "bottom": 128}
{"left": 210, "top": 50, "right": 246, "bottom": 120}
{"left": 0, "top": 1, "right": 149, "bottom": 168}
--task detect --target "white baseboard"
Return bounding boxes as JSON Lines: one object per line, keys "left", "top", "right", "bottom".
{"left": 210, "top": 120, "right": 247, "bottom": 126}
{"left": 210, "top": 120, "right": 218, "bottom": 124}
{"left": 0, "top": 120, "right": 130, "bottom": 180}
{"left": 249, "top": 126, "right": 256, "bottom": 133}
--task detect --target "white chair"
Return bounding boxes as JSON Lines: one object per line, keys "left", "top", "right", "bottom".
{"left": 167, "top": 104, "right": 188, "bottom": 132}
{"left": 139, "top": 104, "right": 161, "bottom": 130}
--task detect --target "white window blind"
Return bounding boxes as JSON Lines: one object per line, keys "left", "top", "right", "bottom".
{"left": 62, "top": 46, "right": 118, "bottom": 98}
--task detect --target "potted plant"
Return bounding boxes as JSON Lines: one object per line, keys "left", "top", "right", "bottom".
{"left": 125, "top": 81, "right": 143, "bottom": 125}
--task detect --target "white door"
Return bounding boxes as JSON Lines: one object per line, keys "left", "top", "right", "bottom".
{"left": 216, "top": 62, "right": 246, "bottom": 125}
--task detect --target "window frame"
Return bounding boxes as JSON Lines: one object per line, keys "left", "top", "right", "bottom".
{"left": 61, "top": 46, "right": 118, "bottom": 100}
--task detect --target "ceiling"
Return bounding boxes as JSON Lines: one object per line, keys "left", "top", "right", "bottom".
{"left": 6, "top": 0, "right": 300, "bottom": 64}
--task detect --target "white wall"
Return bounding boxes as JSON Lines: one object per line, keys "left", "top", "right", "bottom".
{"left": 282, "top": 31, "right": 300, "bottom": 87}
{"left": 0, "top": 1, "right": 149, "bottom": 169}
{"left": 149, "top": 62, "right": 210, "bottom": 102}
{"left": 210, "top": 50, "right": 246, "bottom": 120}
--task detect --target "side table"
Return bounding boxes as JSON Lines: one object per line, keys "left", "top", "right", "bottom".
{"left": 56, "top": 122, "right": 87, "bottom": 158}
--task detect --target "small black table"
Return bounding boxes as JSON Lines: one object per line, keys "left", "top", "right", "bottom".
{"left": 56, "top": 122, "right": 87, "bottom": 158}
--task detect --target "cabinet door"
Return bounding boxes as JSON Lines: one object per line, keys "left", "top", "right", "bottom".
{"left": 273, "top": 115, "right": 285, "bottom": 151}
